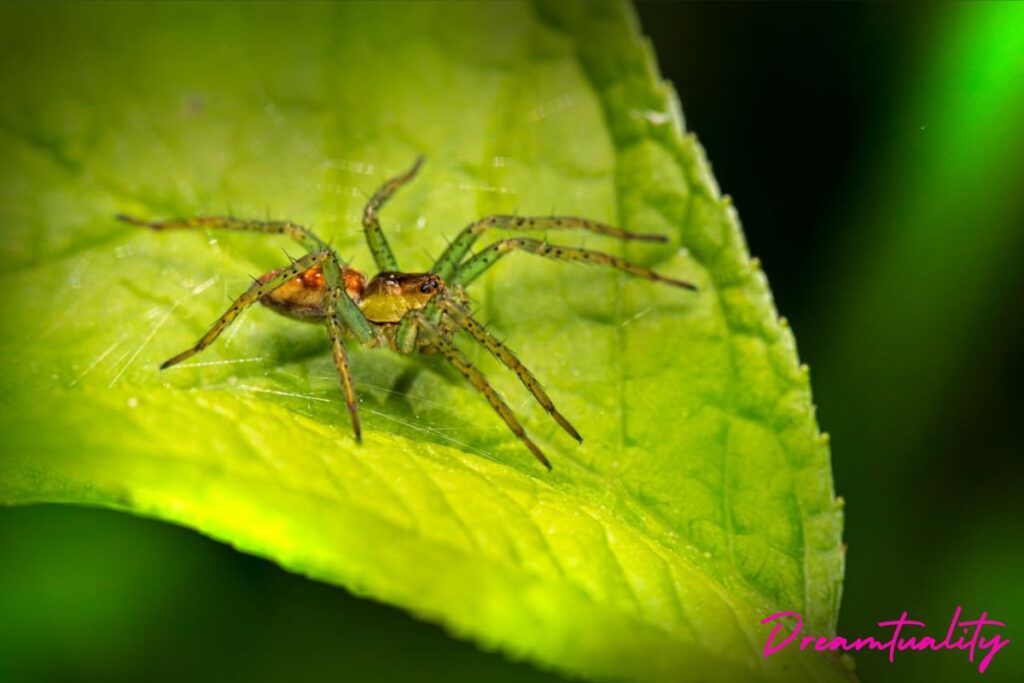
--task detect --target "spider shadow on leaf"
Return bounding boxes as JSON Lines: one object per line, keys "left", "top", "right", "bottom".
{"left": 263, "top": 330, "right": 491, "bottom": 456}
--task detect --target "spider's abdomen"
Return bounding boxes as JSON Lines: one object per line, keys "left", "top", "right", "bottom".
{"left": 257, "top": 264, "right": 365, "bottom": 322}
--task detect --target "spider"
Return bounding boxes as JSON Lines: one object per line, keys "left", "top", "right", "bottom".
{"left": 117, "top": 157, "right": 696, "bottom": 469}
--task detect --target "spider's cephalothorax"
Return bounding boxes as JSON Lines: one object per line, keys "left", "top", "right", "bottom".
{"left": 117, "top": 156, "right": 696, "bottom": 469}
{"left": 257, "top": 264, "right": 444, "bottom": 329}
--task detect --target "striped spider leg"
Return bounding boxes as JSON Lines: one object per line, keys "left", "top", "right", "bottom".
{"left": 361, "top": 155, "right": 425, "bottom": 272}
{"left": 406, "top": 222, "right": 697, "bottom": 466}
{"left": 403, "top": 309, "right": 553, "bottom": 469}
{"left": 392, "top": 224, "right": 694, "bottom": 468}
{"left": 394, "top": 212, "right": 686, "bottom": 355}
{"left": 116, "top": 214, "right": 373, "bottom": 441}
{"left": 451, "top": 238, "right": 698, "bottom": 290}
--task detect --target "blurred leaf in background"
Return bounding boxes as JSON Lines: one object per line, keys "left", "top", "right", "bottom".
{"left": 0, "top": 505, "right": 563, "bottom": 682}
{"left": 815, "top": 3, "right": 1024, "bottom": 682}
{"left": 640, "top": 2, "right": 1023, "bottom": 681}
{"left": 0, "top": 2, "right": 845, "bottom": 683}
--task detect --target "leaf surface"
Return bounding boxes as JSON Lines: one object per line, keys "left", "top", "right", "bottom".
{"left": 0, "top": 2, "right": 846, "bottom": 681}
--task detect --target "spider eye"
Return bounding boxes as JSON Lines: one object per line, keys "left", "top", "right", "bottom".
{"left": 419, "top": 283, "right": 433, "bottom": 294}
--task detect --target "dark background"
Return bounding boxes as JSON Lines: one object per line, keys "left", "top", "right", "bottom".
{"left": 2, "top": 3, "right": 1021, "bottom": 682}
{"left": 643, "top": 4, "right": 1024, "bottom": 682}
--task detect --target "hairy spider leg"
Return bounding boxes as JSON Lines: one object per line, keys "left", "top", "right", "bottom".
{"left": 159, "top": 248, "right": 335, "bottom": 370}
{"left": 452, "top": 238, "right": 698, "bottom": 290}
{"left": 395, "top": 280, "right": 477, "bottom": 356}
{"left": 153, "top": 245, "right": 369, "bottom": 439}
{"left": 398, "top": 209, "right": 671, "bottom": 354}
{"left": 116, "top": 214, "right": 324, "bottom": 251}
{"left": 432, "top": 215, "right": 668, "bottom": 282}
{"left": 325, "top": 285, "right": 362, "bottom": 441}
{"left": 406, "top": 311, "right": 552, "bottom": 470}
{"left": 361, "top": 155, "right": 425, "bottom": 272}
{"left": 396, "top": 210, "right": 681, "bottom": 358}
{"left": 434, "top": 286, "right": 471, "bottom": 343}
{"left": 118, "top": 213, "right": 375, "bottom": 343}
{"left": 435, "top": 296, "right": 582, "bottom": 443}
{"left": 319, "top": 254, "right": 377, "bottom": 345}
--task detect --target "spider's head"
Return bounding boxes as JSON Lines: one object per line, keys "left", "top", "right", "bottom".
{"left": 360, "top": 272, "right": 445, "bottom": 323}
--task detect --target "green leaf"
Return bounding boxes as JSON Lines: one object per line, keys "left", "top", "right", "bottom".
{"left": 0, "top": 2, "right": 847, "bottom": 681}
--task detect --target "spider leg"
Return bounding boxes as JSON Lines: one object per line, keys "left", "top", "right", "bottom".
{"left": 452, "top": 238, "right": 698, "bottom": 290}
{"left": 393, "top": 288, "right": 462, "bottom": 355}
{"left": 116, "top": 214, "right": 324, "bottom": 251}
{"left": 160, "top": 248, "right": 333, "bottom": 369}
{"left": 406, "top": 311, "right": 552, "bottom": 470}
{"left": 125, "top": 212, "right": 373, "bottom": 439}
{"left": 432, "top": 215, "right": 668, "bottom": 281}
{"left": 436, "top": 295, "right": 582, "bottom": 443}
{"left": 436, "top": 304, "right": 459, "bottom": 343}
{"left": 361, "top": 155, "right": 425, "bottom": 272}
{"left": 394, "top": 282, "right": 469, "bottom": 355}
{"left": 316, "top": 247, "right": 385, "bottom": 440}
{"left": 321, "top": 251, "right": 378, "bottom": 346}
{"left": 118, "top": 213, "right": 375, "bottom": 345}
{"left": 324, "top": 285, "right": 362, "bottom": 442}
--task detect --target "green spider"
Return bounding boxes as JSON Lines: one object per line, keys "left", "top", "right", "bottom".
{"left": 117, "top": 157, "right": 696, "bottom": 469}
